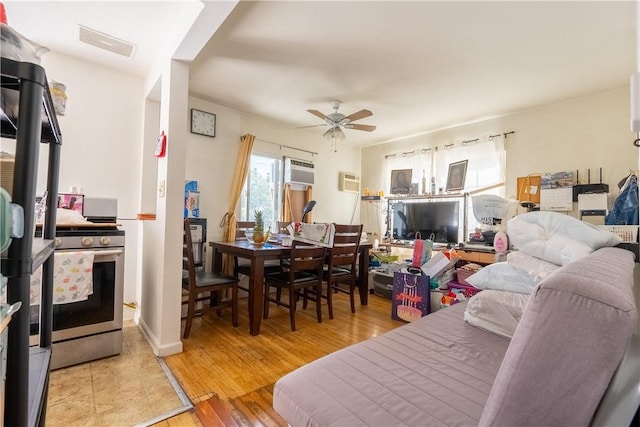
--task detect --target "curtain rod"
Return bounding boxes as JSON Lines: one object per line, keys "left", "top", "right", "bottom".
{"left": 255, "top": 137, "right": 318, "bottom": 156}
{"left": 383, "top": 130, "right": 515, "bottom": 159}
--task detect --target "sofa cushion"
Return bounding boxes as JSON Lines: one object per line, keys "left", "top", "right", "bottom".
{"left": 479, "top": 247, "right": 637, "bottom": 427}
{"left": 273, "top": 303, "right": 510, "bottom": 427}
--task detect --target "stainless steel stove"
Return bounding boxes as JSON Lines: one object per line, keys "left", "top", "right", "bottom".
{"left": 31, "top": 201, "right": 125, "bottom": 369}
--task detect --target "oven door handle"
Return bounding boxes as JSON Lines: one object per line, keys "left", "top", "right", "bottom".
{"left": 94, "top": 249, "right": 124, "bottom": 257}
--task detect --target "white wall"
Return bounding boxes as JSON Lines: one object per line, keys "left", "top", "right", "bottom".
{"left": 36, "top": 52, "right": 145, "bottom": 307}
{"left": 360, "top": 87, "right": 635, "bottom": 235}
{"left": 137, "top": 60, "right": 190, "bottom": 357}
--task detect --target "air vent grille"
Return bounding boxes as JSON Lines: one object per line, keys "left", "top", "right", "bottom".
{"left": 78, "top": 25, "right": 136, "bottom": 58}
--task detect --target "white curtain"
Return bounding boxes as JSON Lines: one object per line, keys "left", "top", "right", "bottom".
{"left": 384, "top": 150, "right": 435, "bottom": 195}
{"left": 435, "top": 137, "right": 505, "bottom": 193}
{"left": 384, "top": 136, "right": 506, "bottom": 239}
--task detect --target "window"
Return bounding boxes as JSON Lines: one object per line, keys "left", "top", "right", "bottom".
{"left": 384, "top": 137, "right": 506, "bottom": 241}
{"left": 240, "top": 154, "right": 283, "bottom": 231}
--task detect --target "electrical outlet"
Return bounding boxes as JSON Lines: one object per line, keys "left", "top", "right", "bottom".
{"left": 158, "top": 180, "right": 166, "bottom": 198}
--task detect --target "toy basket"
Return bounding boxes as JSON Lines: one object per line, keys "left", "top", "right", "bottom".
{"left": 600, "top": 225, "right": 639, "bottom": 243}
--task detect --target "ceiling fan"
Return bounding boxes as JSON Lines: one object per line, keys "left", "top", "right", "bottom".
{"left": 301, "top": 100, "right": 376, "bottom": 140}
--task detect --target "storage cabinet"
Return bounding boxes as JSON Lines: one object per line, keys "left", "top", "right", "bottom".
{"left": 456, "top": 249, "right": 496, "bottom": 264}
{"left": 0, "top": 57, "right": 62, "bottom": 427}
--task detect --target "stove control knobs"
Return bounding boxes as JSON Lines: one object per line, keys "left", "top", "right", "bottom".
{"left": 54, "top": 237, "right": 62, "bottom": 248}
{"left": 81, "top": 237, "right": 94, "bottom": 247}
{"left": 99, "top": 236, "right": 111, "bottom": 246}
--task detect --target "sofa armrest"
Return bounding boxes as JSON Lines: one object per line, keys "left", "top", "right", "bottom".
{"left": 479, "top": 247, "right": 637, "bottom": 427}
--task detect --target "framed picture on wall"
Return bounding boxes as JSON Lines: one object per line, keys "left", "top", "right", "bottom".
{"left": 446, "top": 160, "right": 468, "bottom": 192}
{"left": 391, "top": 169, "right": 412, "bottom": 194}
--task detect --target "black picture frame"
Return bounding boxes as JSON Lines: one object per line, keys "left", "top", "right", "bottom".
{"left": 446, "top": 160, "right": 468, "bottom": 192}
{"left": 390, "top": 169, "right": 412, "bottom": 194}
{"left": 190, "top": 108, "right": 216, "bottom": 137}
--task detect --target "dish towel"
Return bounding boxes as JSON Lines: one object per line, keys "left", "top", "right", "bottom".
{"left": 30, "top": 251, "right": 94, "bottom": 305}
{"left": 287, "top": 222, "right": 335, "bottom": 248}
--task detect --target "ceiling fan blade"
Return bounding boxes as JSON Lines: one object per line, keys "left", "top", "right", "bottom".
{"left": 295, "top": 124, "right": 329, "bottom": 129}
{"left": 347, "top": 123, "right": 376, "bottom": 132}
{"left": 343, "top": 109, "right": 373, "bottom": 123}
{"left": 307, "top": 109, "right": 329, "bottom": 121}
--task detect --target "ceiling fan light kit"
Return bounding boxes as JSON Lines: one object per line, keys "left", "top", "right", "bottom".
{"left": 305, "top": 100, "right": 376, "bottom": 141}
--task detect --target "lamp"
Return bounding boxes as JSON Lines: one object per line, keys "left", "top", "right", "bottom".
{"left": 323, "top": 126, "right": 345, "bottom": 141}
{"left": 302, "top": 200, "right": 316, "bottom": 222}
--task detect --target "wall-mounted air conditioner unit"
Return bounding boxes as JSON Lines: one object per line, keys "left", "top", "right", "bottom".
{"left": 339, "top": 171, "right": 360, "bottom": 193}
{"left": 284, "top": 158, "right": 314, "bottom": 186}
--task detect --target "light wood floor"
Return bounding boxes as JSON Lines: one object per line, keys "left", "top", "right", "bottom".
{"left": 156, "top": 291, "right": 402, "bottom": 426}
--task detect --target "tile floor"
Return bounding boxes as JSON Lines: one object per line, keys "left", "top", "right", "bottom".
{"left": 46, "top": 318, "right": 185, "bottom": 426}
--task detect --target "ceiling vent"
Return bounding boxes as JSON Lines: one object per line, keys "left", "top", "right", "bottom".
{"left": 77, "top": 25, "right": 136, "bottom": 58}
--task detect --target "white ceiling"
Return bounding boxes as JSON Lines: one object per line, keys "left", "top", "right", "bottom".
{"left": 5, "top": 1, "right": 637, "bottom": 147}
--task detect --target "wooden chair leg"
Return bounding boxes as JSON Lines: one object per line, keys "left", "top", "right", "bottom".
{"left": 289, "top": 286, "right": 297, "bottom": 331}
{"left": 327, "top": 281, "right": 334, "bottom": 320}
{"left": 215, "top": 290, "right": 223, "bottom": 317}
{"left": 350, "top": 282, "right": 356, "bottom": 313}
{"left": 263, "top": 283, "right": 271, "bottom": 319}
{"left": 231, "top": 285, "right": 239, "bottom": 327}
{"left": 315, "top": 283, "right": 322, "bottom": 324}
{"left": 184, "top": 292, "right": 196, "bottom": 339}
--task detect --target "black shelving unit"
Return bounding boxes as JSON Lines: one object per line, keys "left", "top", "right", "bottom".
{"left": 1, "top": 57, "right": 62, "bottom": 427}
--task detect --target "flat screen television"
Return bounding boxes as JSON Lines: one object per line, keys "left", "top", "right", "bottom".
{"left": 389, "top": 199, "right": 464, "bottom": 244}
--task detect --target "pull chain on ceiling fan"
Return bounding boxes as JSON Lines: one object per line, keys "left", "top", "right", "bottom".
{"left": 299, "top": 100, "right": 376, "bottom": 141}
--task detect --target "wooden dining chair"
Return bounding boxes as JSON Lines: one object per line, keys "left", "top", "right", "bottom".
{"left": 235, "top": 221, "right": 255, "bottom": 241}
{"left": 305, "top": 224, "right": 363, "bottom": 318}
{"left": 263, "top": 241, "right": 326, "bottom": 331}
{"left": 277, "top": 221, "right": 291, "bottom": 234}
{"left": 183, "top": 218, "right": 239, "bottom": 339}
{"left": 234, "top": 221, "right": 282, "bottom": 291}
{"left": 233, "top": 221, "right": 255, "bottom": 290}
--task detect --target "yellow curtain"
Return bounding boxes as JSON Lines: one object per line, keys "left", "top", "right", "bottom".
{"left": 283, "top": 183, "right": 313, "bottom": 223}
{"left": 304, "top": 186, "right": 313, "bottom": 223}
{"left": 219, "top": 133, "right": 254, "bottom": 273}
{"left": 283, "top": 183, "right": 293, "bottom": 222}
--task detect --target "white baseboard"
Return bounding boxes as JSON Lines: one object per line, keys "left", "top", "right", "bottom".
{"left": 138, "top": 318, "right": 183, "bottom": 357}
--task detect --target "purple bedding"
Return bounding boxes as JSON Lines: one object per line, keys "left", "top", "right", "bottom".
{"left": 273, "top": 303, "right": 510, "bottom": 426}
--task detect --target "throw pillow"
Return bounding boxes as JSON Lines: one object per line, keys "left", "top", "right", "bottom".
{"left": 464, "top": 290, "right": 530, "bottom": 338}
{"left": 465, "top": 262, "right": 539, "bottom": 294}
{"left": 507, "top": 211, "right": 621, "bottom": 265}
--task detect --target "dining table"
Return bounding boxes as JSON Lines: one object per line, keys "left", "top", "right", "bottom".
{"left": 209, "top": 239, "right": 372, "bottom": 336}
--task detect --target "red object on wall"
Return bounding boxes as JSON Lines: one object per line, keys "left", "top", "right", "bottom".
{"left": 155, "top": 131, "right": 167, "bottom": 157}
{"left": 1, "top": 3, "right": 8, "bottom": 24}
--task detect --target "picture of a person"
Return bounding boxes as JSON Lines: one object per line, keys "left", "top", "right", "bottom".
{"left": 392, "top": 170, "right": 412, "bottom": 193}
{"left": 446, "top": 161, "right": 467, "bottom": 191}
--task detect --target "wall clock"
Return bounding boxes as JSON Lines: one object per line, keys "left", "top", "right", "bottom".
{"left": 190, "top": 108, "right": 216, "bottom": 137}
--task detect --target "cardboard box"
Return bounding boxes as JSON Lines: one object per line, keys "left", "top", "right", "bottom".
{"left": 420, "top": 251, "right": 459, "bottom": 278}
